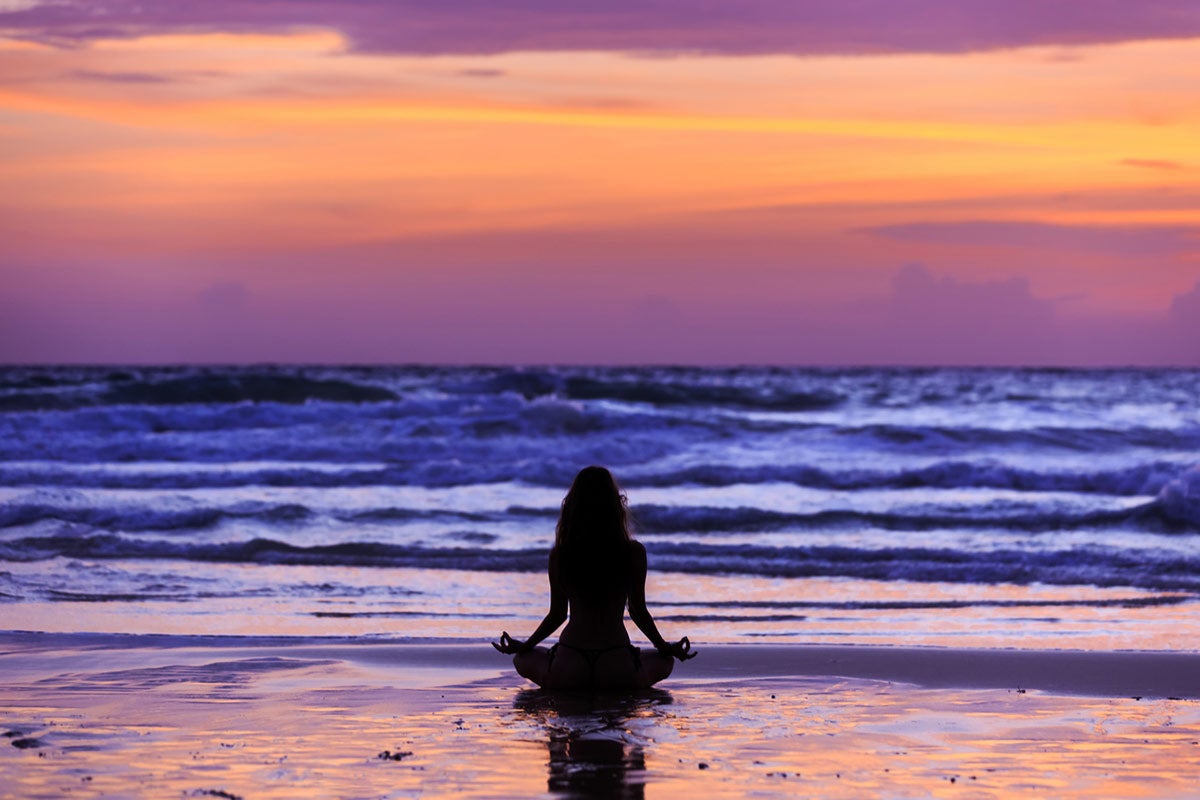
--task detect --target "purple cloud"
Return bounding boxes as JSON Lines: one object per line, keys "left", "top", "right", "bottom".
{"left": 878, "top": 264, "right": 1058, "bottom": 364}
{"left": 5, "top": 1, "right": 1200, "bottom": 56}
{"left": 1170, "top": 280, "right": 1200, "bottom": 331}
{"left": 866, "top": 220, "right": 1199, "bottom": 257}
{"left": 874, "top": 265, "right": 1200, "bottom": 365}
{"left": 5, "top": 251, "right": 1199, "bottom": 364}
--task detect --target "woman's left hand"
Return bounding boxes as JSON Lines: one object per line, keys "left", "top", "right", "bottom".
{"left": 491, "top": 631, "right": 527, "bottom": 654}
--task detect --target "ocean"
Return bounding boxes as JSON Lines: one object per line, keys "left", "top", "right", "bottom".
{"left": 1, "top": 365, "right": 1197, "bottom": 650}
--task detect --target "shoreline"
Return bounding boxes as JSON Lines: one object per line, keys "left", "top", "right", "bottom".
{"left": 4, "top": 631, "right": 1198, "bottom": 698}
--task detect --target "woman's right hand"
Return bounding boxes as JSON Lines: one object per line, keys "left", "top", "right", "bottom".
{"left": 491, "top": 631, "right": 528, "bottom": 655}
{"left": 658, "top": 636, "right": 697, "bottom": 661}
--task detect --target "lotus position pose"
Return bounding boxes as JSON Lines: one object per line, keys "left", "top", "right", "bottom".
{"left": 493, "top": 466, "right": 696, "bottom": 690}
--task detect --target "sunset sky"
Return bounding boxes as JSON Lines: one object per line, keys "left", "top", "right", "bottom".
{"left": 2, "top": 1, "right": 1199, "bottom": 364}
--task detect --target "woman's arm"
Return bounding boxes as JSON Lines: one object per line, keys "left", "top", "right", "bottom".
{"left": 628, "top": 541, "right": 694, "bottom": 659}
{"left": 494, "top": 547, "right": 567, "bottom": 654}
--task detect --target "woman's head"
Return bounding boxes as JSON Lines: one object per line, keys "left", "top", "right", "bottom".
{"left": 554, "top": 466, "right": 631, "bottom": 550}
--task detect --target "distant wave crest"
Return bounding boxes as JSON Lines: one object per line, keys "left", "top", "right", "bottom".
{"left": 470, "top": 368, "right": 846, "bottom": 411}
{"left": 0, "top": 371, "right": 396, "bottom": 411}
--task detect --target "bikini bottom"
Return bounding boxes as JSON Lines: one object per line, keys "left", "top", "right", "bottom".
{"left": 548, "top": 642, "right": 642, "bottom": 687}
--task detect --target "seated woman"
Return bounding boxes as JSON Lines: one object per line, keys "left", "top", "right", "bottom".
{"left": 493, "top": 465, "right": 695, "bottom": 691}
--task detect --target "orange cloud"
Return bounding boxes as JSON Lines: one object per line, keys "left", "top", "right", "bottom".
{"left": 3, "top": 22, "right": 1200, "bottom": 362}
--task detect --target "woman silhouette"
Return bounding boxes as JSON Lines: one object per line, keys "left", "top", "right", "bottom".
{"left": 493, "top": 466, "right": 695, "bottom": 690}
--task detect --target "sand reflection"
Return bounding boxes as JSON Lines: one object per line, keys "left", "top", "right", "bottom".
{"left": 4, "top": 637, "right": 1197, "bottom": 799}
{"left": 513, "top": 689, "right": 674, "bottom": 798}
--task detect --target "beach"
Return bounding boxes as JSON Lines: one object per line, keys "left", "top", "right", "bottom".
{"left": 3, "top": 633, "right": 1199, "bottom": 799}
{"left": 3, "top": 366, "right": 1199, "bottom": 796}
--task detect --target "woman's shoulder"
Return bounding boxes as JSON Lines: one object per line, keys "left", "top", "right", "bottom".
{"left": 627, "top": 539, "right": 646, "bottom": 560}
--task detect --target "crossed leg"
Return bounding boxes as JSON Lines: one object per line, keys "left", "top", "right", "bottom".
{"left": 513, "top": 646, "right": 674, "bottom": 690}
{"left": 512, "top": 646, "right": 554, "bottom": 687}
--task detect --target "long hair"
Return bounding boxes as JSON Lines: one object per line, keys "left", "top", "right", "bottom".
{"left": 554, "top": 466, "right": 633, "bottom": 592}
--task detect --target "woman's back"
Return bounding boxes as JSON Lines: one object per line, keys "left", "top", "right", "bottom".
{"left": 556, "top": 542, "right": 633, "bottom": 648}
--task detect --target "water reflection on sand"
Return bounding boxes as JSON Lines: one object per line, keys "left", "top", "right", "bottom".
{"left": 2, "top": 642, "right": 1198, "bottom": 799}
{"left": 513, "top": 688, "right": 675, "bottom": 798}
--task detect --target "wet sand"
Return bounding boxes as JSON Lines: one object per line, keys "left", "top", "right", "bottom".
{"left": 2, "top": 634, "right": 1198, "bottom": 798}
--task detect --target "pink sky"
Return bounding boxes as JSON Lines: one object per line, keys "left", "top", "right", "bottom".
{"left": 1, "top": 1, "right": 1199, "bottom": 364}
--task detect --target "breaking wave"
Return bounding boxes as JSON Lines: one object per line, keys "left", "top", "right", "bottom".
{"left": 3, "top": 534, "right": 1197, "bottom": 593}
